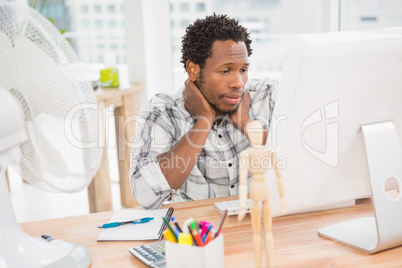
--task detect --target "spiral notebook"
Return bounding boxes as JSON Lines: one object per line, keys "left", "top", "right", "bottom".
{"left": 97, "top": 207, "right": 174, "bottom": 241}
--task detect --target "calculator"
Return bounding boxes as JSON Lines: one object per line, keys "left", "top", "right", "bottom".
{"left": 129, "top": 240, "right": 166, "bottom": 268}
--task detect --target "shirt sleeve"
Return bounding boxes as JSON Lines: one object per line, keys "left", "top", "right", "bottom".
{"left": 247, "top": 77, "right": 279, "bottom": 130}
{"left": 129, "top": 101, "right": 177, "bottom": 210}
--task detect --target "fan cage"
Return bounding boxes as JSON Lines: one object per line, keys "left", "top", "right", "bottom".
{"left": 0, "top": 2, "right": 103, "bottom": 192}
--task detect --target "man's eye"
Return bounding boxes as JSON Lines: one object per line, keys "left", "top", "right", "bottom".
{"left": 220, "top": 69, "right": 229, "bottom": 74}
{"left": 241, "top": 68, "right": 248, "bottom": 73}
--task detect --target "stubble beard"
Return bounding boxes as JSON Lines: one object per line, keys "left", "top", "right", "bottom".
{"left": 196, "top": 70, "right": 241, "bottom": 117}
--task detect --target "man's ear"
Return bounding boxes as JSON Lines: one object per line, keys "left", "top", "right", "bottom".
{"left": 186, "top": 60, "right": 200, "bottom": 82}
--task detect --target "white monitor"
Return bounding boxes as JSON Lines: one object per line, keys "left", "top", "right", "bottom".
{"left": 267, "top": 31, "right": 402, "bottom": 253}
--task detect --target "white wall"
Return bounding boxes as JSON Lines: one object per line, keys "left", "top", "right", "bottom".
{"left": 124, "top": 0, "right": 174, "bottom": 103}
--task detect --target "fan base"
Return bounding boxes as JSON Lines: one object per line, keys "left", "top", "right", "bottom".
{"left": 1, "top": 236, "right": 91, "bottom": 268}
{"left": 1, "top": 157, "right": 91, "bottom": 268}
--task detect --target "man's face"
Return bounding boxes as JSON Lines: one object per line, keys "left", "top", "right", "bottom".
{"left": 195, "top": 40, "right": 249, "bottom": 116}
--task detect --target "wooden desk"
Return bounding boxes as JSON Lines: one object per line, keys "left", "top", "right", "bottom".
{"left": 20, "top": 196, "right": 402, "bottom": 267}
{"left": 88, "top": 84, "right": 145, "bottom": 213}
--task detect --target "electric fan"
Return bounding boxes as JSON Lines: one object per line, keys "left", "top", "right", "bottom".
{"left": 0, "top": 1, "right": 103, "bottom": 267}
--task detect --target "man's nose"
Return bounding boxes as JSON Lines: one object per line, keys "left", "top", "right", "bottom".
{"left": 229, "top": 72, "right": 245, "bottom": 89}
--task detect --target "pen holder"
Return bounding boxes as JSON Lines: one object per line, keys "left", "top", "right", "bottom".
{"left": 165, "top": 234, "right": 224, "bottom": 268}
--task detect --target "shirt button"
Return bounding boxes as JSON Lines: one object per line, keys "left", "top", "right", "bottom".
{"left": 218, "top": 134, "right": 222, "bottom": 138}
{"left": 228, "top": 163, "right": 232, "bottom": 167}
{"left": 230, "top": 185, "right": 235, "bottom": 188}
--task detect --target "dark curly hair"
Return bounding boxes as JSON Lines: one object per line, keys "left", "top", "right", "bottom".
{"left": 181, "top": 13, "right": 253, "bottom": 71}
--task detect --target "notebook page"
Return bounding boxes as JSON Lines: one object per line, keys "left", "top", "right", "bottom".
{"left": 97, "top": 207, "right": 174, "bottom": 241}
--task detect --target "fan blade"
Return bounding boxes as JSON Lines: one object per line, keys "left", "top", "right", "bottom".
{"left": 0, "top": 33, "right": 17, "bottom": 91}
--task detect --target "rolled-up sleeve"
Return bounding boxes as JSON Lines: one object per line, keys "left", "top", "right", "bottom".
{"left": 129, "top": 102, "right": 177, "bottom": 209}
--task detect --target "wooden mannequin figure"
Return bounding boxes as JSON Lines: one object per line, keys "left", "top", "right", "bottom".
{"left": 238, "top": 120, "right": 286, "bottom": 268}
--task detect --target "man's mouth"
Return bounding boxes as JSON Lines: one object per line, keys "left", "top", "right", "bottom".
{"left": 222, "top": 93, "right": 243, "bottom": 105}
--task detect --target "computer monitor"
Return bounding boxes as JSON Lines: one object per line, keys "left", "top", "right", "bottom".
{"left": 267, "top": 31, "right": 402, "bottom": 253}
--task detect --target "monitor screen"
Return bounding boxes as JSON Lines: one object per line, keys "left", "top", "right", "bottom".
{"left": 268, "top": 31, "right": 402, "bottom": 216}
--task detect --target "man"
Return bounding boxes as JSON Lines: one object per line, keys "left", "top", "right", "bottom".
{"left": 130, "top": 14, "right": 277, "bottom": 209}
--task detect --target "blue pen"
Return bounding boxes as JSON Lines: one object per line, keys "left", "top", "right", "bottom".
{"left": 97, "top": 217, "right": 154, "bottom": 228}
{"left": 202, "top": 224, "right": 213, "bottom": 243}
{"left": 170, "top": 216, "right": 182, "bottom": 235}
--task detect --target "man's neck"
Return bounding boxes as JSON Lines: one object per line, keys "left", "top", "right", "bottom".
{"left": 213, "top": 113, "right": 227, "bottom": 126}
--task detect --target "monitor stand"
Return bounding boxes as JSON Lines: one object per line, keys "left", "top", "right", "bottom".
{"left": 318, "top": 121, "right": 402, "bottom": 253}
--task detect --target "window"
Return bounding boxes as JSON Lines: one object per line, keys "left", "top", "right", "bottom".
{"left": 81, "top": 20, "right": 89, "bottom": 28}
{"left": 109, "top": 20, "right": 117, "bottom": 28}
{"left": 180, "top": 3, "right": 190, "bottom": 12}
{"left": 41, "top": 4, "right": 64, "bottom": 18}
{"left": 94, "top": 5, "right": 102, "bottom": 13}
{"left": 95, "top": 20, "right": 103, "bottom": 28}
{"left": 80, "top": 5, "right": 89, "bottom": 14}
{"left": 180, "top": 19, "right": 190, "bottom": 27}
{"left": 340, "top": 0, "right": 402, "bottom": 30}
{"left": 123, "top": 1, "right": 402, "bottom": 98}
{"left": 195, "top": 3, "right": 205, "bottom": 12}
{"left": 35, "top": 2, "right": 68, "bottom": 30}
{"left": 118, "top": 56, "right": 126, "bottom": 64}
{"left": 108, "top": 5, "right": 115, "bottom": 13}
{"left": 168, "top": 0, "right": 330, "bottom": 89}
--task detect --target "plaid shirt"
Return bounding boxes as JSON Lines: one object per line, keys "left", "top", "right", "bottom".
{"left": 130, "top": 78, "right": 278, "bottom": 209}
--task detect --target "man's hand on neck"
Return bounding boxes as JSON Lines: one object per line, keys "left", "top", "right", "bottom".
{"left": 229, "top": 90, "right": 252, "bottom": 134}
{"left": 229, "top": 92, "right": 269, "bottom": 145}
{"left": 184, "top": 79, "right": 215, "bottom": 126}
